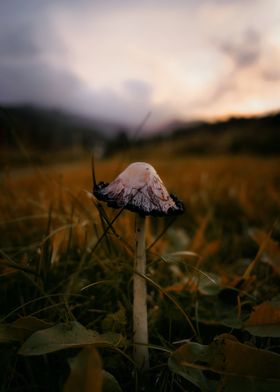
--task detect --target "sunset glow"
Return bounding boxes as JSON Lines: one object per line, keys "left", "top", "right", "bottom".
{"left": 1, "top": 0, "right": 280, "bottom": 128}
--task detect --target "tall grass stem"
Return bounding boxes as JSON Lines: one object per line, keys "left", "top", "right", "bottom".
{"left": 133, "top": 214, "right": 149, "bottom": 370}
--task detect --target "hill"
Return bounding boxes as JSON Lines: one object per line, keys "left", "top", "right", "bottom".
{"left": 1, "top": 105, "right": 279, "bottom": 168}
{"left": 157, "top": 113, "right": 280, "bottom": 156}
{"left": 0, "top": 105, "right": 132, "bottom": 166}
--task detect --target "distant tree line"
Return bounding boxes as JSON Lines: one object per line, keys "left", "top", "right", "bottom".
{"left": 169, "top": 112, "right": 280, "bottom": 155}
{"left": 0, "top": 106, "right": 105, "bottom": 151}
{"left": 1, "top": 105, "right": 279, "bottom": 156}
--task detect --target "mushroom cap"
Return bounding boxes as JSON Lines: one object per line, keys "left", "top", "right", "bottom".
{"left": 93, "top": 162, "right": 184, "bottom": 216}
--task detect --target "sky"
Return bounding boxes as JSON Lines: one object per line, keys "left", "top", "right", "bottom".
{"left": 0, "top": 0, "right": 280, "bottom": 129}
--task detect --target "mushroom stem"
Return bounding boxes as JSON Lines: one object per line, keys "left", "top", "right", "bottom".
{"left": 133, "top": 213, "right": 149, "bottom": 370}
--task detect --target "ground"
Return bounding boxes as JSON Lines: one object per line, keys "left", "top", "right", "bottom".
{"left": 0, "top": 154, "right": 280, "bottom": 391}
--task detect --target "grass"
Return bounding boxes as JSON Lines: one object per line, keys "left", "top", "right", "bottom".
{"left": 0, "top": 153, "right": 280, "bottom": 391}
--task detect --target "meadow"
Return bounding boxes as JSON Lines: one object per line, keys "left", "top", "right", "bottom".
{"left": 0, "top": 152, "right": 280, "bottom": 391}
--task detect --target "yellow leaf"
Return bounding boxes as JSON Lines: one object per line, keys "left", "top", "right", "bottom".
{"left": 244, "top": 227, "right": 280, "bottom": 278}
{"left": 171, "top": 333, "right": 280, "bottom": 380}
{"left": 63, "top": 346, "right": 103, "bottom": 392}
{"left": 244, "top": 301, "right": 280, "bottom": 337}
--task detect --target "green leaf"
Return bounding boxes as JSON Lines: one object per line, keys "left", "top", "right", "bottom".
{"left": 102, "top": 371, "right": 123, "bottom": 392}
{"left": 196, "top": 272, "right": 221, "bottom": 296}
{"left": 0, "top": 317, "right": 52, "bottom": 343}
{"left": 19, "top": 321, "right": 124, "bottom": 356}
{"left": 193, "top": 297, "right": 243, "bottom": 329}
{"left": 168, "top": 361, "right": 209, "bottom": 392}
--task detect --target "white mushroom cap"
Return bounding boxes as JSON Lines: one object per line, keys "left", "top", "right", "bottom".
{"left": 94, "top": 162, "right": 184, "bottom": 216}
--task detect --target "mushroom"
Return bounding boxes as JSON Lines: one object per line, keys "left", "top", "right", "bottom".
{"left": 93, "top": 162, "right": 184, "bottom": 370}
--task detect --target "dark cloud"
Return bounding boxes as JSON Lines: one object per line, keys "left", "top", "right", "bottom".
{"left": 0, "top": 3, "right": 39, "bottom": 62}
{"left": 0, "top": 58, "right": 168, "bottom": 128}
{"left": 0, "top": 2, "right": 85, "bottom": 115}
{"left": 0, "top": 1, "right": 165, "bottom": 127}
{"left": 0, "top": 1, "right": 67, "bottom": 61}
{"left": 72, "top": 80, "right": 170, "bottom": 129}
{"left": 0, "top": 28, "right": 38, "bottom": 59}
{"left": 219, "top": 29, "right": 261, "bottom": 68}
{"left": 123, "top": 80, "right": 153, "bottom": 101}
{"left": 0, "top": 0, "right": 279, "bottom": 125}
{"left": 0, "top": 62, "right": 81, "bottom": 107}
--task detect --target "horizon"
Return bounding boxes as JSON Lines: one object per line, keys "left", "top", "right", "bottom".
{"left": 2, "top": 102, "right": 279, "bottom": 136}
{"left": 1, "top": 0, "right": 280, "bottom": 130}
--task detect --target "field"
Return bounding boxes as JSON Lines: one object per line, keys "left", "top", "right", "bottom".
{"left": 0, "top": 153, "right": 280, "bottom": 391}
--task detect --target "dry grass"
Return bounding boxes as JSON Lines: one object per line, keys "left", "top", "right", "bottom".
{"left": 0, "top": 153, "right": 280, "bottom": 391}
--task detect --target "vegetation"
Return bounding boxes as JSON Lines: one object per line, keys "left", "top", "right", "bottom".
{"left": 0, "top": 151, "right": 280, "bottom": 391}
{"left": 169, "top": 112, "right": 280, "bottom": 155}
{"left": 1, "top": 106, "right": 280, "bottom": 169}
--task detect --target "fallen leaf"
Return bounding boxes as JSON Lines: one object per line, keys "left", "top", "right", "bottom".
{"left": 244, "top": 299, "right": 280, "bottom": 337}
{"left": 169, "top": 333, "right": 280, "bottom": 390}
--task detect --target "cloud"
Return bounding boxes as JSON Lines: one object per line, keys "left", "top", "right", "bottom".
{"left": 262, "top": 68, "right": 280, "bottom": 81}
{"left": 123, "top": 80, "right": 153, "bottom": 102}
{"left": 0, "top": 28, "right": 38, "bottom": 60}
{"left": 0, "top": 0, "right": 280, "bottom": 126}
{"left": 259, "top": 46, "right": 280, "bottom": 82}
{"left": 0, "top": 62, "right": 81, "bottom": 106}
{"left": 219, "top": 29, "right": 262, "bottom": 68}
{"left": 72, "top": 80, "right": 173, "bottom": 129}
{"left": 0, "top": 57, "right": 171, "bottom": 129}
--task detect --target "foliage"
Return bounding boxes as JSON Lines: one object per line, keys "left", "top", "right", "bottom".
{"left": 169, "top": 333, "right": 280, "bottom": 391}
{"left": 0, "top": 155, "right": 279, "bottom": 391}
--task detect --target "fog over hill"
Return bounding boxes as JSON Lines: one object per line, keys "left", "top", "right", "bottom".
{"left": 1, "top": 105, "right": 279, "bottom": 158}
